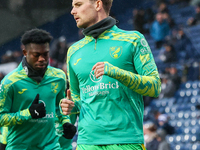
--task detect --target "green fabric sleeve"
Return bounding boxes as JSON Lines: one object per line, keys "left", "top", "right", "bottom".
{"left": 67, "top": 57, "right": 82, "bottom": 113}
{"left": 56, "top": 75, "right": 71, "bottom": 125}
{"left": 104, "top": 36, "right": 161, "bottom": 98}
{"left": 0, "top": 127, "right": 8, "bottom": 144}
{"left": 0, "top": 83, "right": 32, "bottom": 127}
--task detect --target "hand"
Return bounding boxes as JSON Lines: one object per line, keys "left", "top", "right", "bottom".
{"left": 92, "top": 62, "right": 105, "bottom": 78}
{"left": 61, "top": 89, "right": 74, "bottom": 115}
{"left": 62, "top": 122, "right": 77, "bottom": 139}
{"left": 29, "top": 94, "right": 46, "bottom": 119}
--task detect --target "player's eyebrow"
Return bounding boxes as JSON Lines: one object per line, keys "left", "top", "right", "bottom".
{"left": 72, "top": 1, "right": 82, "bottom": 7}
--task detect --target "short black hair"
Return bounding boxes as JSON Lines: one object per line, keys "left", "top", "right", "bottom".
{"left": 21, "top": 28, "right": 53, "bottom": 45}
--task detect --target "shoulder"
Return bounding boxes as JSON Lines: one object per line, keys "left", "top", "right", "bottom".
{"left": 68, "top": 37, "right": 92, "bottom": 54}
{"left": 46, "top": 66, "right": 66, "bottom": 81}
{"left": 104, "top": 26, "right": 145, "bottom": 44}
{"left": 67, "top": 37, "right": 93, "bottom": 63}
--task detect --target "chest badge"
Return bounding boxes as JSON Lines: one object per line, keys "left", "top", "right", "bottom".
{"left": 109, "top": 46, "right": 123, "bottom": 59}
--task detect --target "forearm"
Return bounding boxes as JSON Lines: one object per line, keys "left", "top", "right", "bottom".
{"left": 104, "top": 62, "right": 161, "bottom": 97}
{"left": 71, "top": 92, "right": 81, "bottom": 111}
{"left": 56, "top": 105, "right": 71, "bottom": 125}
{"left": 0, "top": 109, "right": 31, "bottom": 127}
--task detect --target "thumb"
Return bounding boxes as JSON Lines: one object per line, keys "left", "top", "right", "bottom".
{"left": 32, "top": 94, "right": 39, "bottom": 104}
{"left": 66, "top": 89, "right": 71, "bottom": 100}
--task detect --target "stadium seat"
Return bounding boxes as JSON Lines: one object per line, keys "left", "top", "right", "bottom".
{"left": 169, "top": 120, "right": 177, "bottom": 127}
{"left": 192, "top": 81, "right": 199, "bottom": 89}
{"left": 190, "top": 119, "right": 198, "bottom": 127}
{"left": 182, "top": 134, "right": 192, "bottom": 143}
{"left": 176, "top": 120, "right": 184, "bottom": 128}
{"left": 183, "top": 119, "right": 191, "bottom": 127}
{"left": 171, "top": 105, "right": 178, "bottom": 113}
{"left": 174, "top": 143, "right": 186, "bottom": 150}
{"left": 184, "top": 81, "right": 192, "bottom": 89}
{"left": 174, "top": 135, "right": 183, "bottom": 144}
{"left": 183, "top": 111, "right": 191, "bottom": 120}
{"left": 190, "top": 96, "right": 200, "bottom": 104}
{"left": 183, "top": 127, "right": 190, "bottom": 134}
{"left": 190, "top": 111, "right": 200, "bottom": 119}
{"left": 166, "top": 134, "right": 176, "bottom": 144}
{"left": 192, "top": 143, "right": 200, "bottom": 150}
{"left": 168, "top": 97, "right": 176, "bottom": 106}
{"left": 177, "top": 112, "right": 184, "bottom": 120}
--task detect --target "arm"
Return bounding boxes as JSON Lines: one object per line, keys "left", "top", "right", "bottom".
{"left": 93, "top": 36, "right": 161, "bottom": 98}
{"left": 0, "top": 127, "right": 8, "bottom": 145}
{"left": 56, "top": 74, "right": 71, "bottom": 125}
{"left": 60, "top": 47, "right": 82, "bottom": 116}
{"left": 0, "top": 82, "right": 31, "bottom": 127}
{"left": 56, "top": 75, "right": 77, "bottom": 139}
{"left": 67, "top": 56, "right": 81, "bottom": 112}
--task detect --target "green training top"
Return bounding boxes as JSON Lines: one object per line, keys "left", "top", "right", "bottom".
{"left": 67, "top": 25, "right": 161, "bottom": 145}
{"left": 0, "top": 63, "right": 70, "bottom": 150}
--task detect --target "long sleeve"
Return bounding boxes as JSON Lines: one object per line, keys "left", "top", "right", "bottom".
{"left": 104, "top": 35, "right": 161, "bottom": 98}
{"left": 67, "top": 54, "right": 82, "bottom": 113}
{"left": 0, "top": 82, "right": 31, "bottom": 127}
{"left": 0, "top": 127, "right": 8, "bottom": 144}
{"left": 56, "top": 77, "right": 71, "bottom": 125}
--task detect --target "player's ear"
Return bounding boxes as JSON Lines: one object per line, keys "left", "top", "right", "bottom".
{"left": 22, "top": 45, "right": 27, "bottom": 56}
{"left": 95, "top": 0, "right": 103, "bottom": 11}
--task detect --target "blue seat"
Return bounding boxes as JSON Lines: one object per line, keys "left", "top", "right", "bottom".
{"left": 72, "top": 141, "right": 77, "bottom": 150}
{"left": 161, "top": 100, "right": 168, "bottom": 107}
{"left": 174, "top": 143, "right": 186, "bottom": 150}
{"left": 190, "top": 111, "right": 200, "bottom": 119}
{"left": 164, "top": 106, "right": 171, "bottom": 114}
{"left": 166, "top": 134, "right": 176, "bottom": 144}
{"left": 183, "top": 111, "right": 191, "bottom": 120}
{"left": 158, "top": 107, "right": 165, "bottom": 114}
{"left": 192, "top": 81, "right": 200, "bottom": 89}
{"left": 177, "top": 112, "right": 184, "bottom": 120}
{"left": 179, "top": 90, "right": 186, "bottom": 97}
{"left": 168, "top": 113, "right": 176, "bottom": 120}
{"left": 169, "top": 120, "right": 177, "bottom": 127}
{"left": 154, "top": 100, "right": 162, "bottom": 108}
{"left": 187, "top": 103, "right": 196, "bottom": 111}
{"left": 185, "top": 89, "right": 192, "bottom": 97}
{"left": 171, "top": 105, "right": 178, "bottom": 113}
{"left": 182, "top": 134, "right": 192, "bottom": 143}
{"left": 192, "top": 89, "right": 200, "bottom": 96}
{"left": 183, "top": 119, "right": 191, "bottom": 127}
{"left": 192, "top": 143, "right": 200, "bottom": 150}
{"left": 190, "top": 96, "right": 200, "bottom": 104}
{"left": 184, "top": 81, "right": 192, "bottom": 89}
{"left": 191, "top": 126, "right": 200, "bottom": 135}
{"left": 168, "top": 97, "right": 176, "bottom": 106}
{"left": 174, "top": 135, "right": 184, "bottom": 144}
{"left": 183, "top": 127, "right": 190, "bottom": 134}
{"left": 176, "top": 119, "right": 184, "bottom": 128}
{"left": 184, "top": 143, "right": 193, "bottom": 150}
{"left": 190, "top": 119, "right": 198, "bottom": 127}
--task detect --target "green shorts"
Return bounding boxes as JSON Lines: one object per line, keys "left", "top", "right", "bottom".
{"left": 76, "top": 144, "right": 146, "bottom": 150}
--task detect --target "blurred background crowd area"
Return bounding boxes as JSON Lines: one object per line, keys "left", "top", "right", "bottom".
{"left": 0, "top": 0, "right": 200, "bottom": 149}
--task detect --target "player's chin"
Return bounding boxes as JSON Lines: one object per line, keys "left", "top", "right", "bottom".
{"left": 35, "top": 64, "right": 47, "bottom": 70}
